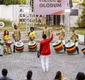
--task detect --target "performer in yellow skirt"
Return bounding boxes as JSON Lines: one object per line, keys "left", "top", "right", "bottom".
{"left": 70, "top": 28, "right": 79, "bottom": 54}
{"left": 3, "top": 30, "right": 12, "bottom": 54}
{"left": 12, "top": 24, "right": 21, "bottom": 52}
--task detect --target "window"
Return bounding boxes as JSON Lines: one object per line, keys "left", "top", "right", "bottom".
{"left": 70, "top": 9, "right": 78, "bottom": 16}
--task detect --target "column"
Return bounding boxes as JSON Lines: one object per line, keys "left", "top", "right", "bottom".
{"left": 60, "top": 15, "right": 64, "bottom": 25}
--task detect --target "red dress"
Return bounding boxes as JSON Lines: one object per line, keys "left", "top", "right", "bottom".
{"left": 40, "top": 34, "right": 53, "bottom": 56}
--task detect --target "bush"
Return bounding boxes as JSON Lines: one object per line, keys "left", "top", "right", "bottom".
{"left": 2, "top": 0, "right": 26, "bottom": 5}
{"left": 0, "top": 19, "right": 12, "bottom": 27}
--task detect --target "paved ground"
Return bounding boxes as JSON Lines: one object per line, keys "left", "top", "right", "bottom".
{"left": 0, "top": 30, "right": 85, "bottom": 80}
{"left": 0, "top": 43, "right": 85, "bottom": 80}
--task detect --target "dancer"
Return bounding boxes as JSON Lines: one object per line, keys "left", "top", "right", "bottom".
{"left": 39, "top": 32, "right": 53, "bottom": 72}
{"left": 70, "top": 28, "right": 79, "bottom": 54}
{"left": 12, "top": 24, "right": 21, "bottom": 52}
{"left": 42, "top": 25, "right": 50, "bottom": 39}
{"left": 28, "top": 27, "right": 37, "bottom": 52}
{"left": 28, "top": 27, "right": 36, "bottom": 41}
{"left": 58, "top": 25, "right": 65, "bottom": 52}
{"left": 3, "top": 30, "right": 12, "bottom": 54}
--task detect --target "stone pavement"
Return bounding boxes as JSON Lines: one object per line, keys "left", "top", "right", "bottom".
{"left": 0, "top": 30, "right": 85, "bottom": 80}
{"left": 0, "top": 43, "right": 85, "bottom": 80}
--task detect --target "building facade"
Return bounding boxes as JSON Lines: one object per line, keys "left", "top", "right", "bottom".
{"left": 0, "top": 0, "right": 83, "bottom": 27}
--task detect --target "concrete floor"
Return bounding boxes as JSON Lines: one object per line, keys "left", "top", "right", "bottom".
{"left": 0, "top": 43, "right": 85, "bottom": 80}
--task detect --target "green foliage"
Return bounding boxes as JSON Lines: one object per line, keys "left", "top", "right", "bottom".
{"left": 0, "top": 19, "right": 12, "bottom": 27}
{"left": 21, "top": 0, "right": 26, "bottom": 4}
{"left": 76, "top": 28, "right": 85, "bottom": 35}
{"left": 2, "top": 0, "right": 26, "bottom": 5}
{"left": 77, "top": 0, "right": 85, "bottom": 27}
{"left": 78, "top": 1, "right": 85, "bottom": 7}
{"left": 0, "top": 0, "right": 4, "bottom": 4}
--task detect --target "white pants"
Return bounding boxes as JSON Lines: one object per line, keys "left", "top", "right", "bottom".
{"left": 41, "top": 55, "right": 49, "bottom": 71}
{"left": 0, "top": 46, "right": 3, "bottom": 55}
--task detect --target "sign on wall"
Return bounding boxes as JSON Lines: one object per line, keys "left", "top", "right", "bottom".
{"left": 34, "top": 0, "right": 68, "bottom": 15}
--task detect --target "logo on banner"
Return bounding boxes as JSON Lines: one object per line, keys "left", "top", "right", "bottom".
{"left": 34, "top": 0, "right": 68, "bottom": 15}
{"left": 57, "top": 0, "right": 62, "bottom": 2}
{"left": 39, "top": 0, "right": 63, "bottom": 8}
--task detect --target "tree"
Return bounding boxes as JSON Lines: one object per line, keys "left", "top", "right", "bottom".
{"left": 0, "top": 0, "right": 4, "bottom": 4}
{"left": 0, "top": 0, "right": 26, "bottom": 5}
{"left": 77, "top": 0, "right": 85, "bottom": 27}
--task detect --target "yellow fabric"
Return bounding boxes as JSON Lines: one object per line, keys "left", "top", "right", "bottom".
{"left": 58, "top": 29, "right": 65, "bottom": 40}
{"left": 4, "top": 35, "right": 10, "bottom": 41}
{"left": 43, "top": 28, "right": 50, "bottom": 38}
{"left": 71, "top": 34, "right": 78, "bottom": 42}
{"left": 29, "top": 31, "right": 36, "bottom": 40}
{"left": 4, "top": 44, "right": 12, "bottom": 54}
{"left": 71, "top": 30, "right": 78, "bottom": 42}
{"left": 13, "top": 30, "right": 21, "bottom": 41}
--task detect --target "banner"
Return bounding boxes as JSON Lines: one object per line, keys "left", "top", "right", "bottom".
{"left": 34, "top": 0, "right": 68, "bottom": 15}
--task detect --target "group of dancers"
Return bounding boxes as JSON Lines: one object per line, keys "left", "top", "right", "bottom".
{"left": 0, "top": 24, "right": 36, "bottom": 56}
{"left": 0, "top": 24, "right": 79, "bottom": 56}
{"left": 55, "top": 26, "right": 79, "bottom": 54}
{"left": 39, "top": 25, "right": 79, "bottom": 72}
{"left": 0, "top": 24, "right": 80, "bottom": 72}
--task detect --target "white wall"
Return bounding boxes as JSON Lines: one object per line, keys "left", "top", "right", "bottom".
{"left": 70, "top": 3, "right": 82, "bottom": 27}
{"left": 0, "top": 6, "right": 1, "bottom": 18}
{"left": 0, "top": 3, "right": 82, "bottom": 26}
{"left": 78, "top": 34, "right": 84, "bottom": 42}
{"left": 0, "top": 5, "right": 20, "bottom": 23}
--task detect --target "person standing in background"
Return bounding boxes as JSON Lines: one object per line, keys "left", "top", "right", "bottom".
{"left": 54, "top": 71, "right": 69, "bottom": 80}
{"left": 75, "top": 72, "right": 85, "bottom": 80}
{"left": 0, "top": 68, "right": 13, "bottom": 80}
{"left": 26, "top": 70, "right": 33, "bottom": 80}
